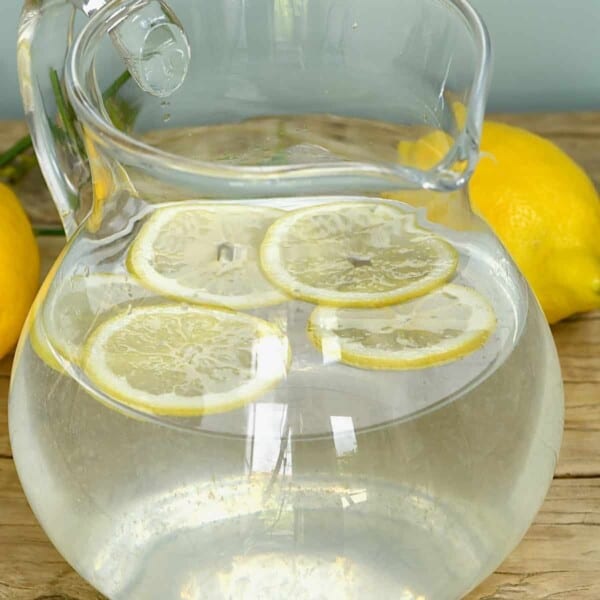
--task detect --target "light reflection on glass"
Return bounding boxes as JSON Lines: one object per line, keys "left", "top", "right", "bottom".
{"left": 330, "top": 415, "right": 358, "bottom": 457}
{"left": 340, "top": 489, "right": 367, "bottom": 509}
{"left": 246, "top": 402, "right": 292, "bottom": 475}
{"left": 254, "top": 334, "right": 289, "bottom": 380}
{"left": 320, "top": 334, "right": 342, "bottom": 364}
{"left": 179, "top": 577, "right": 199, "bottom": 600}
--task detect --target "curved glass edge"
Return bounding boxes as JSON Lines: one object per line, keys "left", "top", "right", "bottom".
{"left": 66, "top": 0, "right": 492, "bottom": 194}
{"left": 18, "top": 0, "right": 79, "bottom": 236}
{"left": 432, "top": 0, "right": 493, "bottom": 190}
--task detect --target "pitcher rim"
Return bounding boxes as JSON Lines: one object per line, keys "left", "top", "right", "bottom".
{"left": 66, "top": 0, "right": 492, "bottom": 191}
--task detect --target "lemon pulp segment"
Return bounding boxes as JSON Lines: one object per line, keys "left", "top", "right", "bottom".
{"left": 82, "top": 304, "right": 290, "bottom": 415}
{"left": 260, "top": 201, "right": 458, "bottom": 307}
{"left": 128, "top": 203, "right": 288, "bottom": 309}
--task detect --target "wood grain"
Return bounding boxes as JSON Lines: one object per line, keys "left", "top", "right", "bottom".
{"left": 1, "top": 114, "right": 600, "bottom": 599}
{"left": 467, "top": 478, "right": 600, "bottom": 600}
{"left": 552, "top": 318, "right": 600, "bottom": 383}
{"left": 0, "top": 121, "right": 59, "bottom": 229}
{"left": 0, "top": 357, "right": 11, "bottom": 379}
{"left": 0, "top": 379, "right": 8, "bottom": 458}
{"left": 0, "top": 461, "right": 102, "bottom": 600}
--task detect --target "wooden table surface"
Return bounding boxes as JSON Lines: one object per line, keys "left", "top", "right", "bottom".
{"left": 1, "top": 115, "right": 599, "bottom": 599}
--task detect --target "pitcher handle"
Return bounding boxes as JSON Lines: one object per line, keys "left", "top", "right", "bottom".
{"left": 17, "top": 0, "right": 189, "bottom": 239}
{"left": 18, "top": 0, "right": 91, "bottom": 238}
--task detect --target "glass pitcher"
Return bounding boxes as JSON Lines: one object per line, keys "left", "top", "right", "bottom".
{"left": 12, "top": 1, "right": 564, "bottom": 598}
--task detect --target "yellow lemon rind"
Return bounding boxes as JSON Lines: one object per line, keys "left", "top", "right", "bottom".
{"left": 0, "top": 182, "right": 40, "bottom": 359}
{"left": 82, "top": 304, "right": 291, "bottom": 417}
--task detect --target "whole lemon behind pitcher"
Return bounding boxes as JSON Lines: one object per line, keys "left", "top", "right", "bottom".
{"left": 470, "top": 121, "right": 600, "bottom": 324}
{"left": 392, "top": 121, "right": 600, "bottom": 323}
{"left": 0, "top": 182, "right": 39, "bottom": 359}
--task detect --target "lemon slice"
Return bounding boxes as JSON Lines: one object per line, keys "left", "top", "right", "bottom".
{"left": 308, "top": 284, "right": 496, "bottom": 369}
{"left": 128, "top": 203, "right": 288, "bottom": 309}
{"left": 260, "top": 200, "right": 458, "bottom": 307}
{"left": 43, "top": 273, "right": 156, "bottom": 363}
{"left": 82, "top": 304, "right": 290, "bottom": 416}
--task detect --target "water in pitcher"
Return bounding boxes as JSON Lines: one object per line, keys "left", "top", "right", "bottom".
{"left": 10, "top": 119, "right": 563, "bottom": 600}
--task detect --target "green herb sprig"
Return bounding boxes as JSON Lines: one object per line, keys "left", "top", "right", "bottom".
{"left": 0, "top": 69, "right": 135, "bottom": 183}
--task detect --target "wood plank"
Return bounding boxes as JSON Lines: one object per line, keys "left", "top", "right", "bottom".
{"left": 467, "top": 478, "right": 600, "bottom": 599}
{"left": 563, "top": 382, "right": 600, "bottom": 432}
{"left": 0, "top": 121, "right": 29, "bottom": 150}
{"left": 469, "top": 572, "right": 600, "bottom": 599}
{"left": 0, "top": 357, "right": 11, "bottom": 379}
{"left": 566, "top": 310, "right": 600, "bottom": 322}
{"left": 37, "top": 236, "right": 65, "bottom": 282}
{"left": 493, "top": 111, "right": 600, "bottom": 137}
{"left": 0, "top": 459, "right": 103, "bottom": 600}
{"left": 1, "top": 458, "right": 599, "bottom": 600}
{"left": 555, "top": 380, "right": 600, "bottom": 477}
{"left": 557, "top": 433, "right": 600, "bottom": 478}
{"left": 553, "top": 317, "right": 600, "bottom": 383}
{"left": 0, "top": 379, "right": 8, "bottom": 459}
{"left": 0, "top": 120, "right": 60, "bottom": 229}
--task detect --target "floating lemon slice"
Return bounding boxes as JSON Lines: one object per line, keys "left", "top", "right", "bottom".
{"left": 128, "top": 203, "right": 288, "bottom": 309}
{"left": 82, "top": 304, "right": 290, "bottom": 416}
{"left": 42, "top": 272, "right": 156, "bottom": 364}
{"left": 308, "top": 284, "right": 496, "bottom": 369}
{"left": 260, "top": 200, "right": 458, "bottom": 307}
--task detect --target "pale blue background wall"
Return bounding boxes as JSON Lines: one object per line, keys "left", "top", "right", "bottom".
{"left": 2, "top": 0, "right": 600, "bottom": 117}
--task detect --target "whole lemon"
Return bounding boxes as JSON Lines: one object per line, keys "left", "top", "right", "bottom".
{"left": 0, "top": 182, "right": 40, "bottom": 358}
{"left": 471, "top": 122, "right": 600, "bottom": 323}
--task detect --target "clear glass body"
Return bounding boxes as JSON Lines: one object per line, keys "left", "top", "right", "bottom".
{"left": 13, "top": 1, "right": 563, "bottom": 599}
